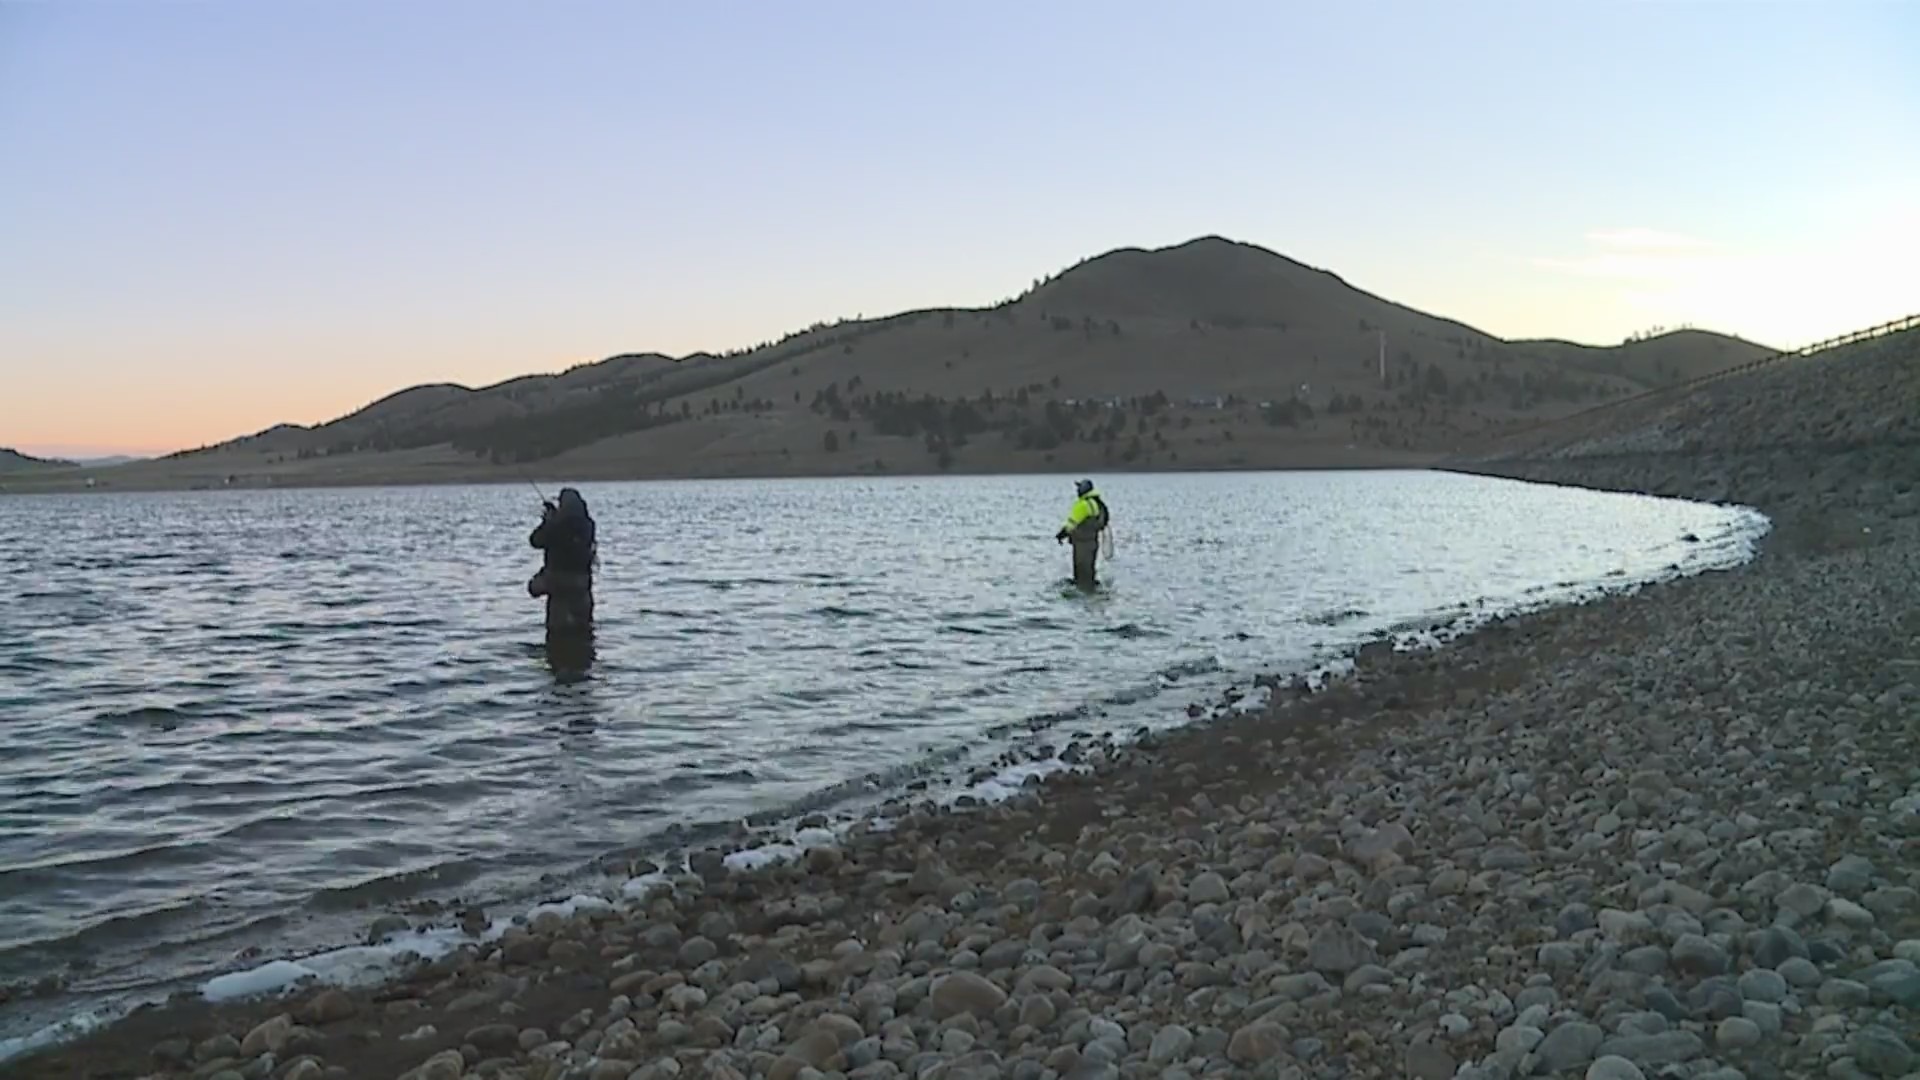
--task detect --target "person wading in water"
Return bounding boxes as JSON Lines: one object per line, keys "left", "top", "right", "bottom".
{"left": 1055, "top": 478, "right": 1110, "bottom": 590}
{"left": 528, "top": 487, "right": 596, "bottom": 638}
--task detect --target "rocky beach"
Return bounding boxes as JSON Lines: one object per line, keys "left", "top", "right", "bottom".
{"left": 8, "top": 330, "right": 1918, "bottom": 1080}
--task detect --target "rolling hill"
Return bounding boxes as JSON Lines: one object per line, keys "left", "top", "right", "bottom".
{"left": 0, "top": 448, "right": 73, "bottom": 474}
{"left": 19, "top": 237, "right": 1777, "bottom": 491}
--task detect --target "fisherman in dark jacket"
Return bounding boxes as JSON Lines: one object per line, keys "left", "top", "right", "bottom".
{"left": 528, "top": 487, "right": 596, "bottom": 636}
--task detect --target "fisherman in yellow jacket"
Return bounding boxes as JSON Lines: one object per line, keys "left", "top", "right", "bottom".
{"left": 1055, "top": 479, "right": 1110, "bottom": 589}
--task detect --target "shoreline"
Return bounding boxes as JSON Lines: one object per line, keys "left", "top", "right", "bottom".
{"left": 9, "top": 458, "right": 1918, "bottom": 1080}
{"left": 0, "top": 454, "right": 1445, "bottom": 497}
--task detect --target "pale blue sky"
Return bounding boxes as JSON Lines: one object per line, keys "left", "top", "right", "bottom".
{"left": 3, "top": 0, "right": 1915, "bottom": 456}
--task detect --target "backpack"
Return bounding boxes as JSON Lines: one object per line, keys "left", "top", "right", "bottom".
{"left": 1090, "top": 495, "right": 1110, "bottom": 531}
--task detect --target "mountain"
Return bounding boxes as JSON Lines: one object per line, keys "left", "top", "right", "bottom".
{"left": 0, "top": 448, "right": 74, "bottom": 473}
{"left": 71, "top": 455, "right": 148, "bottom": 468}
{"left": 41, "top": 237, "right": 1777, "bottom": 491}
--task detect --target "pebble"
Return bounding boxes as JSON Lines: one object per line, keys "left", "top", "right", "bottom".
{"left": 295, "top": 990, "right": 358, "bottom": 1025}
{"left": 1818, "top": 979, "right": 1872, "bottom": 1007}
{"left": 929, "top": 971, "right": 1006, "bottom": 1018}
{"left": 1186, "top": 872, "right": 1229, "bottom": 905}
{"left": 1737, "top": 968, "right": 1788, "bottom": 1003}
{"left": 1827, "top": 855, "right": 1875, "bottom": 896}
{"left": 1536, "top": 1021, "right": 1605, "bottom": 1072}
{"left": 1228, "top": 1014, "right": 1290, "bottom": 1060}
{"left": 1671, "top": 934, "right": 1729, "bottom": 976}
{"left": 1850, "top": 1026, "right": 1915, "bottom": 1076}
{"left": 1405, "top": 1039, "right": 1456, "bottom": 1080}
{"left": 1148, "top": 1023, "right": 1194, "bottom": 1065}
{"left": 1587, "top": 1057, "right": 1648, "bottom": 1080}
{"left": 238, "top": 1015, "right": 293, "bottom": 1058}
{"left": 1778, "top": 956, "right": 1824, "bottom": 987}
{"left": 1716, "top": 1016, "right": 1762, "bottom": 1050}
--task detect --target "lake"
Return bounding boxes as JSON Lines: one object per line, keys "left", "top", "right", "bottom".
{"left": 0, "top": 469, "right": 1766, "bottom": 1047}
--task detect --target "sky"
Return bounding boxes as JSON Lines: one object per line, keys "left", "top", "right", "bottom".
{"left": 2, "top": 0, "right": 1916, "bottom": 458}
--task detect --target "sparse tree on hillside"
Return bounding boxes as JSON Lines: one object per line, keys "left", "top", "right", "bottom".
{"left": 824, "top": 430, "right": 840, "bottom": 453}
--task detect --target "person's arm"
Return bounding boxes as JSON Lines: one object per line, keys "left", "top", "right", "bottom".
{"left": 530, "top": 505, "right": 556, "bottom": 548}
{"left": 1063, "top": 498, "right": 1092, "bottom": 531}
{"left": 1057, "top": 498, "right": 1089, "bottom": 541}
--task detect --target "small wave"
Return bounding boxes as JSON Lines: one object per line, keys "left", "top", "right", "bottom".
{"left": 1156, "top": 657, "right": 1224, "bottom": 682}
{"left": 657, "top": 768, "right": 756, "bottom": 794}
{"left": 90, "top": 705, "right": 197, "bottom": 729}
{"left": 0, "top": 895, "right": 207, "bottom": 966}
{"left": 314, "top": 596, "right": 370, "bottom": 610}
{"left": 15, "top": 588, "right": 90, "bottom": 602}
{"left": 774, "top": 687, "right": 847, "bottom": 705}
{"left": 1303, "top": 606, "right": 1369, "bottom": 626}
{"left": 305, "top": 860, "right": 483, "bottom": 911}
{"left": 811, "top": 719, "right": 904, "bottom": 737}
{"left": 1100, "top": 622, "right": 1168, "bottom": 639}
{"left": 809, "top": 605, "right": 875, "bottom": 619}
{"left": 983, "top": 707, "right": 1086, "bottom": 739}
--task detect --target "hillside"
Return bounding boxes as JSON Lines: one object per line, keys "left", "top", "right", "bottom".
{"left": 1455, "top": 321, "right": 1920, "bottom": 530}
{"left": 0, "top": 448, "right": 72, "bottom": 474}
{"left": 12, "top": 237, "right": 1777, "bottom": 492}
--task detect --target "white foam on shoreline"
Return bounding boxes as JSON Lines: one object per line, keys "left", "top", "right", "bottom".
{"left": 524, "top": 893, "right": 613, "bottom": 925}
{"left": 0, "top": 1013, "right": 106, "bottom": 1066}
{"left": 621, "top": 870, "right": 673, "bottom": 899}
{"left": 714, "top": 824, "right": 838, "bottom": 871}
{"left": 203, "top": 921, "right": 488, "bottom": 1004}
{"left": 715, "top": 754, "right": 1078, "bottom": 874}
{"left": 0, "top": 889, "right": 647, "bottom": 1063}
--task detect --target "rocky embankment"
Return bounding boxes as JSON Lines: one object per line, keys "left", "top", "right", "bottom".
{"left": 9, "top": 335, "right": 1920, "bottom": 1080}
{"left": 1452, "top": 328, "right": 1920, "bottom": 545}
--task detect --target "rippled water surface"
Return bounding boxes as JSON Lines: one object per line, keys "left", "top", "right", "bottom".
{"left": 0, "top": 470, "right": 1764, "bottom": 1038}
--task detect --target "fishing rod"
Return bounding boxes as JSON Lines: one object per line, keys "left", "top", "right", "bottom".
{"left": 511, "top": 463, "right": 550, "bottom": 508}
